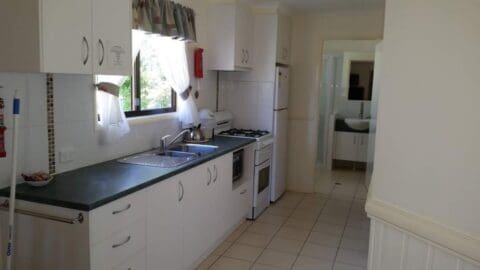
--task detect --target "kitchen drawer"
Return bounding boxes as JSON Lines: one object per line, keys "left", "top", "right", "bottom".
{"left": 91, "top": 219, "right": 146, "bottom": 270}
{"left": 113, "top": 249, "right": 146, "bottom": 270}
{"left": 90, "top": 190, "right": 147, "bottom": 245}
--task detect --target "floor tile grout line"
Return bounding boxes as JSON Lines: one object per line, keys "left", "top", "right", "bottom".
{"left": 247, "top": 196, "right": 302, "bottom": 270}
{"left": 331, "top": 175, "right": 362, "bottom": 270}
{"left": 206, "top": 221, "right": 253, "bottom": 269}
{"left": 287, "top": 191, "right": 336, "bottom": 270}
{"left": 205, "top": 179, "right": 367, "bottom": 270}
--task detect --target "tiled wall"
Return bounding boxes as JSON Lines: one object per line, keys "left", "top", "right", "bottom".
{"left": 0, "top": 72, "right": 216, "bottom": 188}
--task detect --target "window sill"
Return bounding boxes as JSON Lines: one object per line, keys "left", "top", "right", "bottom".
{"left": 127, "top": 112, "right": 178, "bottom": 126}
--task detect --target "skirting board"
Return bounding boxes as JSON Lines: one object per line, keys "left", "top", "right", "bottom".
{"left": 366, "top": 198, "right": 480, "bottom": 265}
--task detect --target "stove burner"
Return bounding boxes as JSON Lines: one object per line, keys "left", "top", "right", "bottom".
{"left": 220, "top": 129, "right": 270, "bottom": 138}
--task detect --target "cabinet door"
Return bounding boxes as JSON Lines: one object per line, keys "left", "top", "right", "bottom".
{"left": 356, "top": 134, "right": 369, "bottom": 162}
{"left": 92, "top": 0, "right": 132, "bottom": 75}
{"left": 182, "top": 163, "right": 214, "bottom": 270}
{"left": 146, "top": 176, "right": 184, "bottom": 270}
{"left": 334, "top": 132, "right": 357, "bottom": 161}
{"left": 211, "top": 154, "right": 233, "bottom": 237}
{"left": 41, "top": 0, "right": 93, "bottom": 74}
{"left": 234, "top": 2, "right": 253, "bottom": 69}
{"left": 276, "top": 15, "right": 291, "bottom": 65}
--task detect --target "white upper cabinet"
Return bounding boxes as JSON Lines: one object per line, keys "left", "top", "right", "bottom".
{"left": 207, "top": 0, "right": 254, "bottom": 71}
{"left": 0, "top": 0, "right": 131, "bottom": 75}
{"left": 92, "top": 0, "right": 132, "bottom": 75}
{"left": 41, "top": 0, "right": 93, "bottom": 74}
{"left": 276, "top": 14, "right": 291, "bottom": 65}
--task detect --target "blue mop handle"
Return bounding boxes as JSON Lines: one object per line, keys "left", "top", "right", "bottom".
{"left": 13, "top": 97, "right": 20, "bottom": 115}
{"left": 6, "top": 92, "right": 20, "bottom": 270}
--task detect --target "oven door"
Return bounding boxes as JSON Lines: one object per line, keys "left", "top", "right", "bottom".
{"left": 253, "top": 159, "right": 271, "bottom": 211}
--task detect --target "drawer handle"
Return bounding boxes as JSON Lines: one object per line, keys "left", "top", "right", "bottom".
{"left": 207, "top": 168, "right": 212, "bottom": 186}
{"left": 240, "top": 189, "right": 247, "bottom": 195}
{"left": 213, "top": 165, "right": 218, "bottom": 183}
{"left": 112, "top": 204, "right": 131, "bottom": 215}
{"left": 112, "top": 235, "right": 131, "bottom": 248}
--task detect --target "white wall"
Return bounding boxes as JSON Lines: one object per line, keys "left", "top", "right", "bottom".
{"left": 368, "top": 0, "right": 480, "bottom": 262}
{"left": 368, "top": 218, "right": 480, "bottom": 270}
{"left": 288, "top": 8, "right": 385, "bottom": 192}
{"left": 0, "top": 0, "right": 217, "bottom": 188}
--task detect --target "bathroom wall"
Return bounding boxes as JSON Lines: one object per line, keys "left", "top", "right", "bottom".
{"left": 368, "top": 0, "right": 480, "bottom": 264}
{"left": 0, "top": 0, "right": 217, "bottom": 188}
{"left": 288, "top": 8, "right": 385, "bottom": 192}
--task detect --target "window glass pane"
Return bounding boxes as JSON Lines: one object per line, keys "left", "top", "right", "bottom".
{"left": 119, "top": 77, "right": 132, "bottom": 112}
{"left": 139, "top": 36, "right": 173, "bottom": 110}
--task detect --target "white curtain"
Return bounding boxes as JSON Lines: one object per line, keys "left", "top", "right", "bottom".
{"left": 96, "top": 90, "right": 130, "bottom": 145}
{"left": 156, "top": 36, "right": 200, "bottom": 126}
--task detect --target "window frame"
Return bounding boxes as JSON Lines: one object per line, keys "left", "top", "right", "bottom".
{"left": 124, "top": 53, "right": 177, "bottom": 118}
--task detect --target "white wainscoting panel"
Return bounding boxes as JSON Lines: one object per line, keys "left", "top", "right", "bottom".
{"left": 368, "top": 218, "right": 480, "bottom": 270}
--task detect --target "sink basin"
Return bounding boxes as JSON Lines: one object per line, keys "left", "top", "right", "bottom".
{"left": 168, "top": 144, "right": 218, "bottom": 156}
{"left": 344, "top": 118, "right": 370, "bottom": 131}
{"left": 118, "top": 150, "right": 198, "bottom": 168}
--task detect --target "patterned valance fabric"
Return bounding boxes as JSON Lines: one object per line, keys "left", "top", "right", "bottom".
{"left": 132, "top": 0, "right": 197, "bottom": 42}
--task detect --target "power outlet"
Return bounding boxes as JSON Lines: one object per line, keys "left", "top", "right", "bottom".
{"left": 59, "top": 147, "right": 75, "bottom": 163}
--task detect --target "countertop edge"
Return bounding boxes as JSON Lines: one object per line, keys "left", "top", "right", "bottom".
{"left": 0, "top": 139, "right": 256, "bottom": 211}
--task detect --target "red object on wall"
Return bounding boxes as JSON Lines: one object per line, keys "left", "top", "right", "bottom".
{"left": 0, "top": 98, "right": 6, "bottom": 158}
{"left": 0, "top": 126, "right": 5, "bottom": 158}
{"left": 194, "top": 48, "right": 204, "bottom": 79}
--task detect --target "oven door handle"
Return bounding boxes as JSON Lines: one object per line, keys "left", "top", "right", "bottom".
{"left": 255, "top": 159, "right": 271, "bottom": 170}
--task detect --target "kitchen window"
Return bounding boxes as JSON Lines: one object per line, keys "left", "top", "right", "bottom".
{"left": 120, "top": 36, "right": 177, "bottom": 117}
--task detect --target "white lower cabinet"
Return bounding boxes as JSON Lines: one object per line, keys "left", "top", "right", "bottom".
{"left": 334, "top": 131, "right": 369, "bottom": 162}
{"left": 146, "top": 174, "right": 184, "bottom": 270}
{"left": 0, "top": 148, "right": 253, "bottom": 270}
{"left": 91, "top": 219, "right": 146, "bottom": 270}
{"left": 113, "top": 251, "right": 146, "bottom": 270}
{"left": 145, "top": 151, "right": 249, "bottom": 270}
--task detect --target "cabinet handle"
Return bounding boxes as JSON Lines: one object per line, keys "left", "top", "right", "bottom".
{"left": 207, "top": 168, "right": 212, "bottom": 186}
{"left": 241, "top": 49, "right": 246, "bottom": 64}
{"left": 178, "top": 181, "right": 184, "bottom": 202}
{"left": 245, "top": 50, "right": 249, "bottom": 63}
{"left": 240, "top": 189, "right": 247, "bottom": 195}
{"left": 112, "top": 235, "right": 131, "bottom": 249}
{"left": 213, "top": 165, "right": 218, "bottom": 183}
{"left": 353, "top": 135, "right": 357, "bottom": 145}
{"left": 82, "top": 36, "right": 89, "bottom": 65}
{"left": 112, "top": 204, "right": 131, "bottom": 215}
{"left": 98, "top": 39, "right": 105, "bottom": 66}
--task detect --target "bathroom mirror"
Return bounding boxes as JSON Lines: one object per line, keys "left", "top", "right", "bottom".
{"left": 348, "top": 61, "right": 374, "bottom": 101}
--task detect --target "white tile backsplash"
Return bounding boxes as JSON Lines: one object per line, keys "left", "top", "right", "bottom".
{"left": 0, "top": 72, "right": 216, "bottom": 188}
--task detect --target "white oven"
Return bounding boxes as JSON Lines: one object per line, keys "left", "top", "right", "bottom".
{"left": 252, "top": 144, "right": 272, "bottom": 219}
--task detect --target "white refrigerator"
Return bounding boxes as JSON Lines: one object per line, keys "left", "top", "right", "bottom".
{"left": 271, "top": 66, "right": 289, "bottom": 202}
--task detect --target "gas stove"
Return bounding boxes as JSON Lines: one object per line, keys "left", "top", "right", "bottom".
{"left": 219, "top": 129, "right": 270, "bottom": 139}
{"left": 217, "top": 128, "right": 273, "bottom": 151}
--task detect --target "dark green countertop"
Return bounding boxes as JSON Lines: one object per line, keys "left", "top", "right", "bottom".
{"left": 0, "top": 136, "right": 255, "bottom": 211}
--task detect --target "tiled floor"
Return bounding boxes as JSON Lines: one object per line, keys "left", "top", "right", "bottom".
{"left": 197, "top": 170, "right": 369, "bottom": 270}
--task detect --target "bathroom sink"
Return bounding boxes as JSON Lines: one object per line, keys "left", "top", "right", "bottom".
{"left": 168, "top": 144, "right": 218, "bottom": 156}
{"left": 118, "top": 150, "right": 198, "bottom": 168}
{"left": 344, "top": 118, "right": 370, "bottom": 131}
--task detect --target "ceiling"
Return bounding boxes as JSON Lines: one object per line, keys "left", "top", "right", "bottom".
{"left": 253, "top": 0, "right": 385, "bottom": 13}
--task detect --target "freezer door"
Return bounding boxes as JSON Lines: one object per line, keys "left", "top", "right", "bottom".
{"left": 274, "top": 67, "right": 290, "bottom": 110}
{"left": 271, "top": 109, "right": 288, "bottom": 202}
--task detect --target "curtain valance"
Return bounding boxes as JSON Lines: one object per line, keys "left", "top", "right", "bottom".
{"left": 132, "top": 0, "right": 197, "bottom": 42}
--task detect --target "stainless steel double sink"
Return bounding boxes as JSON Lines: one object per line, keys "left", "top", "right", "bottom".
{"left": 117, "top": 144, "right": 219, "bottom": 168}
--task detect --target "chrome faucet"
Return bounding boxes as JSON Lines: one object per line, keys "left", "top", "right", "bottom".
{"left": 159, "top": 129, "right": 190, "bottom": 154}
{"left": 359, "top": 102, "right": 364, "bottom": 119}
